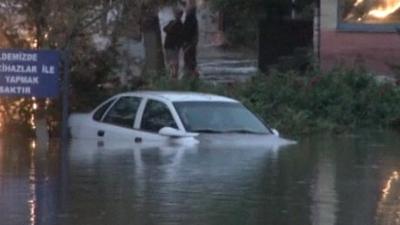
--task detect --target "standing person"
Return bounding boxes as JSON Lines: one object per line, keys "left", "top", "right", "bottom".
{"left": 164, "top": 8, "right": 184, "bottom": 79}
{"left": 182, "top": 1, "right": 199, "bottom": 77}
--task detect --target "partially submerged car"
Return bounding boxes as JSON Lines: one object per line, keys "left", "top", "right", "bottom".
{"left": 68, "top": 91, "right": 288, "bottom": 145}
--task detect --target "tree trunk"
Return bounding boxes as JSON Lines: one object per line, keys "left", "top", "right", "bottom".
{"left": 183, "top": 0, "right": 199, "bottom": 77}
{"left": 142, "top": 7, "right": 165, "bottom": 75}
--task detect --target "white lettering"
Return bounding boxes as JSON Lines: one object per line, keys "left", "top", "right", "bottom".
{"left": 4, "top": 76, "right": 39, "bottom": 84}
{"left": 0, "top": 53, "right": 37, "bottom": 62}
{"left": 41, "top": 65, "right": 55, "bottom": 74}
{"left": 0, "top": 64, "right": 37, "bottom": 73}
{"left": 0, "top": 86, "right": 31, "bottom": 94}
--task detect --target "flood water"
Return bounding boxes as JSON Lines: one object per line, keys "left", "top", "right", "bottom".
{"left": 1, "top": 131, "right": 400, "bottom": 225}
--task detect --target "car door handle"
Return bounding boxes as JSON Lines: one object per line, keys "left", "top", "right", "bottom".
{"left": 97, "top": 130, "right": 105, "bottom": 137}
{"left": 134, "top": 137, "right": 142, "bottom": 143}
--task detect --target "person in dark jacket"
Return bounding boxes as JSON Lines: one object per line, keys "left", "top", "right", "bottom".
{"left": 182, "top": 4, "right": 199, "bottom": 77}
{"left": 164, "top": 8, "right": 184, "bottom": 79}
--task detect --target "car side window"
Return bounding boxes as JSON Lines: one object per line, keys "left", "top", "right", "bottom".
{"left": 93, "top": 99, "right": 116, "bottom": 121}
{"left": 103, "top": 97, "right": 141, "bottom": 128}
{"left": 141, "top": 100, "right": 178, "bottom": 133}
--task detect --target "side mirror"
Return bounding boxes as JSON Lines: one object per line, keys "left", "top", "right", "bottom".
{"left": 159, "top": 127, "right": 199, "bottom": 138}
{"left": 271, "top": 129, "right": 280, "bottom": 137}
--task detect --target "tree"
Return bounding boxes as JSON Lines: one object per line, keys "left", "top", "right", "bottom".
{"left": 0, "top": 0, "right": 127, "bottom": 134}
{"left": 141, "top": 1, "right": 166, "bottom": 75}
{"left": 182, "top": 0, "right": 199, "bottom": 76}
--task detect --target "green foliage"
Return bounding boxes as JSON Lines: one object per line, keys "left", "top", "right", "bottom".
{"left": 240, "top": 69, "right": 400, "bottom": 136}
{"left": 139, "top": 73, "right": 228, "bottom": 95}
{"left": 0, "top": 0, "right": 125, "bottom": 135}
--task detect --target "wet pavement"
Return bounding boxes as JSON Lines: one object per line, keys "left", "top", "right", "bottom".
{"left": 197, "top": 47, "right": 258, "bottom": 84}
{"left": 1, "top": 131, "right": 400, "bottom": 225}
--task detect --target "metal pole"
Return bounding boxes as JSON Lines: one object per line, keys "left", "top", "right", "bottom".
{"left": 61, "top": 46, "right": 70, "bottom": 150}
{"left": 58, "top": 44, "right": 71, "bottom": 213}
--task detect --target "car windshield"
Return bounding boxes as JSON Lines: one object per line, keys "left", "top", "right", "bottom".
{"left": 174, "top": 101, "right": 271, "bottom": 134}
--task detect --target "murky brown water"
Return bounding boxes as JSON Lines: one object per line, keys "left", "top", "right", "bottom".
{"left": 1, "top": 131, "right": 400, "bottom": 225}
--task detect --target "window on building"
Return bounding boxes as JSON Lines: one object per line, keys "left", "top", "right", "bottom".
{"left": 339, "top": 0, "right": 400, "bottom": 31}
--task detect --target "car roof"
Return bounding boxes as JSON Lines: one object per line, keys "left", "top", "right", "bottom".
{"left": 119, "top": 91, "right": 239, "bottom": 103}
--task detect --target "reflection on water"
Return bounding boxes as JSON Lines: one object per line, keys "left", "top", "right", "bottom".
{"left": 381, "top": 171, "right": 399, "bottom": 200}
{"left": 29, "top": 140, "right": 37, "bottom": 225}
{"left": 0, "top": 137, "right": 59, "bottom": 225}
{"left": 311, "top": 152, "right": 338, "bottom": 225}
{"left": 377, "top": 171, "right": 400, "bottom": 225}
{"left": 64, "top": 137, "right": 284, "bottom": 225}
{"left": 2, "top": 131, "right": 400, "bottom": 225}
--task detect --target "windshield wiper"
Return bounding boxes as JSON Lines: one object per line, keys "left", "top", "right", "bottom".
{"left": 222, "top": 129, "right": 267, "bottom": 134}
{"left": 192, "top": 129, "right": 267, "bottom": 134}
{"left": 191, "top": 129, "right": 225, "bottom": 133}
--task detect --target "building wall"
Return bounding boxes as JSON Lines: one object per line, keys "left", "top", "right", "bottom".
{"left": 320, "top": 0, "right": 400, "bottom": 75}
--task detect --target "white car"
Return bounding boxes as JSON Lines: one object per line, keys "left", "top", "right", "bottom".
{"left": 68, "top": 91, "right": 281, "bottom": 144}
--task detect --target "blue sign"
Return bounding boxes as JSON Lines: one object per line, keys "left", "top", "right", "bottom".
{"left": 0, "top": 49, "right": 60, "bottom": 98}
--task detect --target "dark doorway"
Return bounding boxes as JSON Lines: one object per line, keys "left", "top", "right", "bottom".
{"left": 258, "top": 19, "right": 313, "bottom": 72}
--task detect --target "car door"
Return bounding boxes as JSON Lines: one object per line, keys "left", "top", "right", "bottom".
{"left": 93, "top": 96, "right": 144, "bottom": 141}
{"left": 137, "top": 98, "right": 180, "bottom": 142}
